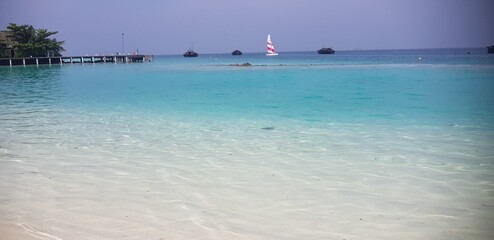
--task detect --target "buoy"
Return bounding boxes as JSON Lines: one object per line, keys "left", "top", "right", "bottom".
{"left": 418, "top": 57, "right": 422, "bottom": 60}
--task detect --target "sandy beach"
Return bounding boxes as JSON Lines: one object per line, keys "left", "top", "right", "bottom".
{"left": 1, "top": 113, "right": 493, "bottom": 239}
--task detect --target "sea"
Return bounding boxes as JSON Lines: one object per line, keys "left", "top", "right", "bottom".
{"left": 0, "top": 48, "right": 493, "bottom": 240}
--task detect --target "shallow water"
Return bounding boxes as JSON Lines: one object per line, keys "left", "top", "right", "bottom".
{"left": 1, "top": 49, "right": 494, "bottom": 239}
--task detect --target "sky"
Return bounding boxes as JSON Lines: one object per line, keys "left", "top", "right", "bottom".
{"left": 1, "top": 0, "right": 493, "bottom": 55}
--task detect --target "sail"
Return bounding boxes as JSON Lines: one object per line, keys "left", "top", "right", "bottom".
{"left": 267, "top": 34, "right": 276, "bottom": 54}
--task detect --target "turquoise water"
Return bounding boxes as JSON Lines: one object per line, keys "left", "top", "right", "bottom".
{"left": 3, "top": 48, "right": 493, "bottom": 125}
{"left": 1, "top": 48, "right": 494, "bottom": 239}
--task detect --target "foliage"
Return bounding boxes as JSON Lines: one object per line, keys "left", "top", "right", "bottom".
{"left": 0, "top": 42, "right": 6, "bottom": 58}
{"left": 1, "top": 23, "right": 65, "bottom": 57}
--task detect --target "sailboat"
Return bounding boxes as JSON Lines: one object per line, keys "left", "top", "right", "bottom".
{"left": 183, "top": 42, "right": 198, "bottom": 57}
{"left": 266, "top": 34, "right": 278, "bottom": 56}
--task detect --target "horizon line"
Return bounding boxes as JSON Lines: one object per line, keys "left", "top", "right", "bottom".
{"left": 137, "top": 46, "right": 488, "bottom": 57}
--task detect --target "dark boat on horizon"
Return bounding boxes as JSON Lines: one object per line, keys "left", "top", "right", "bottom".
{"left": 317, "top": 47, "right": 335, "bottom": 54}
{"left": 488, "top": 45, "right": 494, "bottom": 54}
{"left": 232, "top": 50, "right": 242, "bottom": 56}
{"left": 183, "top": 50, "right": 198, "bottom": 57}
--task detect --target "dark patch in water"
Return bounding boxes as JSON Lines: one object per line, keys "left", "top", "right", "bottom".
{"left": 258, "top": 105, "right": 280, "bottom": 109}
{"left": 261, "top": 127, "right": 274, "bottom": 130}
{"left": 229, "top": 62, "right": 252, "bottom": 67}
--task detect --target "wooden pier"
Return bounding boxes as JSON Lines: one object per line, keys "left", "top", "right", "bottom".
{"left": 0, "top": 54, "right": 153, "bottom": 66}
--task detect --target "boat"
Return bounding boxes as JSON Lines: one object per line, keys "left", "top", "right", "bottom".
{"left": 488, "top": 45, "right": 494, "bottom": 54}
{"left": 266, "top": 34, "right": 278, "bottom": 56}
{"left": 184, "top": 42, "right": 198, "bottom": 57}
{"left": 183, "top": 50, "right": 198, "bottom": 57}
{"left": 317, "top": 47, "right": 335, "bottom": 54}
{"left": 232, "top": 50, "right": 242, "bottom": 55}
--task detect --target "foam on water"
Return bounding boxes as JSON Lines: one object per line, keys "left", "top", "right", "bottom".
{"left": 1, "top": 49, "right": 493, "bottom": 239}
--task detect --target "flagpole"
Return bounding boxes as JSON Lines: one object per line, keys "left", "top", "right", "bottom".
{"left": 122, "top": 33, "right": 125, "bottom": 55}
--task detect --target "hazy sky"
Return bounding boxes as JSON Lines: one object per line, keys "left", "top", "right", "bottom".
{"left": 1, "top": 0, "right": 493, "bottom": 55}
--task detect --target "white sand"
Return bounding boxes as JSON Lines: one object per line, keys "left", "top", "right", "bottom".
{"left": 1, "top": 114, "right": 493, "bottom": 239}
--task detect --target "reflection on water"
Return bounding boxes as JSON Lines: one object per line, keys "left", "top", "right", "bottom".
{"left": 0, "top": 66, "right": 64, "bottom": 141}
{"left": 0, "top": 65, "right": 64, "bottom": 106}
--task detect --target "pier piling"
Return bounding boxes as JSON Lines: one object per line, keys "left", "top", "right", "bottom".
{"left": 0, "top": 54, "right": 153, "bottom": 66}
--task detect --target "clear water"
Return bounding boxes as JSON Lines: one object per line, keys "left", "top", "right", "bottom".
{"left": 1, "top": 48, "right": 493, "bottom": 239}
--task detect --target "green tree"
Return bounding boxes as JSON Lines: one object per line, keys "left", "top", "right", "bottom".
{"left": 0, "top": 42, "right": 6, "bottom": 58}
{"left": 3, "top": 23, "right": 65, "bottom": 57}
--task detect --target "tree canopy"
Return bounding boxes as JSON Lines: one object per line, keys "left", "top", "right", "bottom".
{"left": 1, "top": 23, "right": 65, "bottom": 57}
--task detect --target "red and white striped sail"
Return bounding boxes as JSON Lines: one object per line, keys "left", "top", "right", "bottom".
{"left": 266, "top": 34, "right": 278, "bottom": 56}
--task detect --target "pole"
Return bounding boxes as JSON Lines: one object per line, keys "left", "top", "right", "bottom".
{"left": 122, "top": 33, "right": 125, "bottom": 55}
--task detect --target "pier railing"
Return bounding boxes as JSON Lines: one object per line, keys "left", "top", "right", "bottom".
{"left": 0, "top": 55, "right": 153, "bottom": 66}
